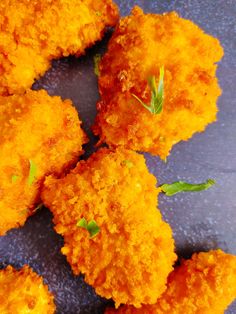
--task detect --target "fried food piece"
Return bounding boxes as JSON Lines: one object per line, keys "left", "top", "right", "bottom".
{"left": 0, "top": 265, "right": 55, "bottom": 313}
{"left": 42, "top": 148, "right": 176, "bottom": 307}
{"left": 105, "top": 250, "right": 236, "bottom": 314}
{"left": 93, "top": 7, "right": 224, "bottom": 159}
{"left": 0, "top": 0, "right": 119, "bottom": 96}
{"left": 0, "top": 89, "right": 87, "bottom": 235}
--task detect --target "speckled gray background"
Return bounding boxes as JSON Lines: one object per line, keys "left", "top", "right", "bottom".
{"left": 0, "top": 1, "right": 235, "bottom": 313}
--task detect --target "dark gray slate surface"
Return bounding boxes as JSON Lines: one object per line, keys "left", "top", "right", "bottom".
{"left": 0, "top": 1, "right": 235, "bottom": 313}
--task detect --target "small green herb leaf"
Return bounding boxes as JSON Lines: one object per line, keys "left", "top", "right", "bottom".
{"left": 132, "top": 66, "right": 164, "bottom": 115}
{"left": 87, "top": 220, "right": 100, "bottom": 238}
{"left": 12, "top": 175, "right": 20, "bottom": 183}
{"left": 160, "top": 179, "right": 216, "bottom": 196}
{"left": 94, "top": 54, "right": 102, "bottom": 76}
{"left": 121, "top": 160, "right": 134, "bottom": 168}
{"left": 28, "top": 160, "right": 37, "bottom": 185}
{"left": 77, "top": 218, "right": 100, "bottom": 238}
{"left": 77, "top": 217, "right": 88, "bottom": 229}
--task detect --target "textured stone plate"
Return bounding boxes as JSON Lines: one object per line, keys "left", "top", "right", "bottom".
{"left": 0, "top": 1, "right": 235, "bottom": 313}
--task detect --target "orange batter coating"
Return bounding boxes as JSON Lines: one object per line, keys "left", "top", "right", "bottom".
{"left": 42, "top": 148, "right": 176, "bottom": 308}
{"left": 93, "top": 7, "right": 224, "bottom": 159}
{"left": 105, "top": 249, "right": 236, "bottom": 314}
{"left": 0, "top": 265, "right": 55, "bottom": 313}
{"left": 0, "top": 0, "right": 119, "bottom": 96}
{"left": 0, "top": 89, "right": 87, "bottom": 235}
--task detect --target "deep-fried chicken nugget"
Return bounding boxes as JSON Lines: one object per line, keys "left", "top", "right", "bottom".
{"left": 0, "top": 89, "right": 87, "bottom": 235}
{"left": 42, "top": 148, "right": 176, "bottom": 307}
{"left": 93, "top": 7, "right": 224, "bottom": 159}
{"left": 0, "top": 0, "right": 119, "bottom": 95}
{"left": 0, "top": 265, "right": 55, "bottom": 313}
{"left": 105, "top": 250, "right": 236, "bottom": 314}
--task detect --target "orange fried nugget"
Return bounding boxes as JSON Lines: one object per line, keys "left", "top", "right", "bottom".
{"left": 106, "top": 250, "right": 236, "bottom": 314}
{"left": 0, "top": 265, "right": 55, "bottom": 313}
{"left": 93, "top": 7, "right": 224, "bottom": 159}
{"left": 42, "top": 148, "right": 176, "bottom": 307}
{"left": 0, "top": 0, "right": 119, "bottom": 95}
{"left": 0, "top": 89, "right": 87, "bottom": 235}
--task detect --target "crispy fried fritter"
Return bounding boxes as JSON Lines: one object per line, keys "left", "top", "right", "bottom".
{"left": 42, "top": 148, "right": 176, "bottom": 307}
{"left": 0, "top": 0, "right": 119, "bottom": 95}
{"left": 0, "top": 265, "right": 55, "bottom": 313}
{"left": 106, "top": 250, "right": 236, "bottom": 314}
{"left": 0, "top": 89, "right": 87, "bottom": 235}
{"left": 93, "top": 7, "right": 224, "bottom": 159}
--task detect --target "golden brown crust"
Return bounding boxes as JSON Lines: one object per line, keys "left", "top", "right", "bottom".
{"left": 42, "top": 148, "right": 176, "bottom": 307}
{"left": 106, "top": 250, "right": 236, "bottom": 314}
{"left": 0, "top": 265, "right": 55, "bottom": 313}
{"left": 0, "top": 0, "right": 119, "bottom": 95}
{"left": 93, "top": 7, "right": 224, "bottom": 158}
{"left": 0, "top": 89, "right": 87, "bottom": 235}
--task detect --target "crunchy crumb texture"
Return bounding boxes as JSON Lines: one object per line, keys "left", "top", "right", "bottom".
{"left": 0, "top": 265, "right": 55, "bottom": 314}
{"left": 42, "top": 148, "right": 176, "bottom": 308}
{"left": 105, "top": 250, "right": 236, "bottom": 314}
{"left": 0, "top": 89, "right": 87, "bottom": 235}
{"left": 0, "top": 0, "right": 119, "bottom": 95}
{"left": 93, "top": 6, "right": 224, "bottom": 159}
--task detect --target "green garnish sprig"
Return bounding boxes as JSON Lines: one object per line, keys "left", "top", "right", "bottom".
{"left": 94, "top": 54, "right": 102, "bottom": 76}
{"left": 160, "top": 179, "right": 216, "bottom": 196}
{"left": 132, "top": 66, "right": 164, "bottom": 115}
{"left": 121, "top": 160, "right": 134, "bottom": 168}
{"left": 11, "top": 159, "right": 37, "bottom": 185}
{"left": 77, "top": 217, "right": 100, "bottom": 238}
{"left": 28, "top": 160, "right": 37, "bottom": 186}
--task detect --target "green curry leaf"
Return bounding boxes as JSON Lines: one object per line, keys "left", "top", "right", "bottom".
{"left": 77, "top": 218, "right": 100, "bottom": 238}
{"left": 94, "top": 54, "right": 102, "bottom": 76}
{"left": 160, "top": 179, "right": 216, "bottom": 196}
{"left": 28, "top": 160, "right": 37, "bottom": 186}
{"left": 132, "top": 66, "right": 164, "bottom": 115}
